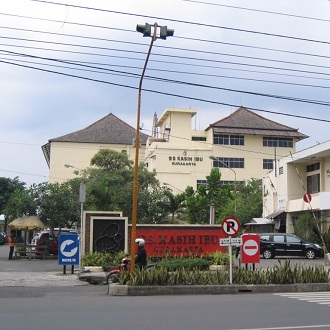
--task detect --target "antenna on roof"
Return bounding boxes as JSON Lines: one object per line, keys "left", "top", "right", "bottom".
{"left": 152, "top": 112, "right": 158, "bottom": 137}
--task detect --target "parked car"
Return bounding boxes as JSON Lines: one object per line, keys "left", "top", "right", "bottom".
{"left": 259, "top": 233, "right": 324, "bottom": 259}
{"left": 35, "top": 228, "right": 78, "bottom": 255}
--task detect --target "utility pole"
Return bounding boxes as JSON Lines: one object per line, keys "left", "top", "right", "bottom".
{"left": 130, "top": 23, "right": 174, "bottom": 273}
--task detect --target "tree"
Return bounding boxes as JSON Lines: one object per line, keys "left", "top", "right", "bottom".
{"left": 219, "top": 178, "right": 262, "bottom": 225}
{"left": 0, "top": 177, "right": 26, "bottom": 229}
{"left": 83, "top": 149, "right": 165, "bottom": 222}
{"left": 4, "top": 183, "right": 39, "bottom": 223}
{"left": 163, "top": 188, "right": 186, "bottom": 223}
{"left": 38, "top": 181, "right": 81, "bottom": 229}
{"left": 4, "top": 180, "right": 81, "bottom": 229}
{"left": 90, "top": 149, "right": 132, "bottom": 171}
{"left": 184, "top": 168, "right": 233, "bottom": 224}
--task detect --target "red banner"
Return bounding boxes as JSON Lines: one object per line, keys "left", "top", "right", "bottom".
{"left": 136, "top": 229, "right": 226, "bottom": 256}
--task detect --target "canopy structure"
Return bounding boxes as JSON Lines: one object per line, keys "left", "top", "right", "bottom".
{"left": 8, "top": 216, "right": 46, "bottom": 231}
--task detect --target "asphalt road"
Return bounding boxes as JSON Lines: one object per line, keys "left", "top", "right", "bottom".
{"left": 1, "top": 287, "right": 330, "bottom": 330}
{"left": 1, "top": 243, "right": 330, "bottom": 330}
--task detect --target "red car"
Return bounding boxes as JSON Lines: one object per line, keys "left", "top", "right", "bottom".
{"left": 36, "top": 229, "right": 78, "bottom": 255}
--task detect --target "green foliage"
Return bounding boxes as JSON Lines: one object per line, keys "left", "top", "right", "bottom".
{"left": 159, "top": 257, "right": 211, "bottom": 271}
{"left": 294, "top": 212, "right": 322, "bottom": 243}
{"left": 81, "top": 252, "right": 116, "bottom": 269}
{"left": 90, "top": 149, "right": 133, "bottom": 171}
{"left": 218, "top": 178, "right": 262, "bottom": 225}
{"left": 129, "top": 259, "right": 329, "bottom": 286}
{"left": 0, "top": 177, "right": 25, "bottom": 216}
{"left": 209, "top": 251, "right": 230, "bottom": 265}
{"left": 4, "top": 183, "right": 39, "bottom": 221}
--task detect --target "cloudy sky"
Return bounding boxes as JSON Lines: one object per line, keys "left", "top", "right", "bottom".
{"left": 1, "top": 0, "right": 330, "bottom": 186}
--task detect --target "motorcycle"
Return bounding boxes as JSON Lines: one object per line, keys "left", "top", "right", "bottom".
{"left": 105, "top": 256, "right": 159, "bottom": 285}
{"left": 106, "top": 256, "right": 130, "bottom": 285}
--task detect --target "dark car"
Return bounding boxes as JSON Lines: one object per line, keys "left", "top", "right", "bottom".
{"left": 259, "top": 233, "right": 324, "bottom": 260}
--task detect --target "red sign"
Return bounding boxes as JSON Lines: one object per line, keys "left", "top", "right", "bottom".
{"left": 136, "top": 229, "right": 226, "bottom": 256}
{"left": 303, "top": 193, "right": 312, "bottom": 203}
{"left": 221, "top": 217, "right": 240, "bottom": 236}
{"left": 241, "top": 234, "right": 260, "bottom": 263}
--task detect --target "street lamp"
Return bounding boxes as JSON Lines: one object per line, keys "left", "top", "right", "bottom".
{"left": 209, "top": 156, "right": 237, "bottom": 213}
{"left": 130, "top": 23, "right": 174, "bottom": 272}
{"left": 64, "top": 164, "right": 82, "bottom": 175}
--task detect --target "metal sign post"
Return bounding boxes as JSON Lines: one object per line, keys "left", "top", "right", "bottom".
{"left": 220, "top": 237, "right": 242, "bottom": 284}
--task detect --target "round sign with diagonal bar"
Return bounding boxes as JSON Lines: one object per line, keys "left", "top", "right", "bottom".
{"left": 221, "top": 216, "right": 240, "bottom": 236}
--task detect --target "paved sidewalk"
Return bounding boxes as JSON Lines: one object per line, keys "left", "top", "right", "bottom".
{"left": 0, "top": 271, "right": 89, "bottom": 287}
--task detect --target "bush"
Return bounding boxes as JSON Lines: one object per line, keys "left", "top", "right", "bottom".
{"left": 209, "top": 251, "right": 230, "bottom": 265}
{"left": 159, "top": 257, "right": 211, "bottom": 271}
{"left": 129, "top": 259, "right": 329, "bottom": 286}
{"left": 81, "top": 252, "right": 115, "bottom": 270}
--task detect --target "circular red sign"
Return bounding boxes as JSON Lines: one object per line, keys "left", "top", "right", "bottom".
{"left": 303, "top": 193, "right": 312, "bottom": 203}
{"left": 221, "top": 217, "right": 241, "bottom": 237}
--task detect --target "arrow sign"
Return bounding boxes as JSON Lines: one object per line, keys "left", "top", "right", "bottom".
{"left": 220, "top": 237, "right": 242, "bottom": 246}
{"left": 58, "top": 234, "right": 79, "bottom": 266}
{"left": 61, "top": 240, "right": 78, "bottom": 257}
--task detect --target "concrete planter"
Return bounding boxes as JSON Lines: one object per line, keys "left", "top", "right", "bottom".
{"left": 84, "top": 266, "right": 103, "bottom": 272}
{"left": 108, "top": 283, "right": 330, "bottom": 296}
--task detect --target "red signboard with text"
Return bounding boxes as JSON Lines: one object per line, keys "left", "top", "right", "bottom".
{"left": 136, "top": 228, "right": 226, "bottom": 256}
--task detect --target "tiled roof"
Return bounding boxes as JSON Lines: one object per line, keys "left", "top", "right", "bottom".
{"left": 50, "top": 113, "right": 150, "bottom": 145}
{"left": 209, "top": 107, "right": 308, "bottom": 140}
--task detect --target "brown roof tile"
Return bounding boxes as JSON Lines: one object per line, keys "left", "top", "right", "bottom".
{"left": 209, "top": 107, "right": 308, "bottom": 139}
{"left": 50, "top": 113, "right": 150, "bottom": 145}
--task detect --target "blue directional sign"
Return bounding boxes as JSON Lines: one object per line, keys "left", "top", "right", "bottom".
{"left": 58, "top": 234, "right": 79, "bottom": 265}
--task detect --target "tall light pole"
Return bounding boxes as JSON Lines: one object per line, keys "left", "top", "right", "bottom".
{"left": 209, "top": 156, "right": 237, "bottom": 213}
{"left": 64, "top": 164, "right": 85, "bottom": 271}
{"left": 130, "top": 23, "right": 174, "bottom": 272}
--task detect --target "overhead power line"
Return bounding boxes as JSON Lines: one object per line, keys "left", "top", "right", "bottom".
{"left": 24, "top": 0, "right": 330, "bottom": 46}
{"left": 1, "top": 58, "right": 330, "bottom": 123}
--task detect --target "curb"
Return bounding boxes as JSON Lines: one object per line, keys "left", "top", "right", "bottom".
{"left": 108, "top": 283, "right": 330, "bottom": 296}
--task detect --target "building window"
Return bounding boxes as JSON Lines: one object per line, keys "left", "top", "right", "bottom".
{"left": 263, "top": 159, "right": 274, "bottom": 170}
{"left": 192, "top": 136, "right": 206, "bottom": 141}
{"left": 307, "top": 163, "right": 320, "bottom": 172}
{"left": 213, "top": 134, "right": 244, "bottom": 145}
{"left": 263, "top": 137, "right": 293, "bottom": 148}
{"left": 307, "top": 174, "right": 320, "bottom": 193}
{"left": 230, "top": 135, "right": 244, "bottom": 145}
{"left": 279, "top": 167, "right": 283, "bottom": 175}
{"left": 197, "top": 179, "right": 208, "bottom": 189}
{"left": 212, "top": 157, "right": 244, "bottom": 169}
{"left": 213, "top": 134, "right": 229, "bottom": 145}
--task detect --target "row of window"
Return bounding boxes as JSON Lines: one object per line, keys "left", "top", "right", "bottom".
{"left": 212, "top": 135, "right": 293, "bottom": 148}
{"left": 212, "top": 157, "right": 274, "bottom": 170}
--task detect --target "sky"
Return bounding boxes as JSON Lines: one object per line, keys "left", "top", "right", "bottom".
{"left": 1, "top": 0, "right": 330, "bottom": 186}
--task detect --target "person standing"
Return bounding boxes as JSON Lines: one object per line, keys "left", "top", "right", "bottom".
{"left": 8, "top": 230, "right": 15, "bottom": 260}
{"left": 134, "top": 238, "right": 147, "bottom": 269}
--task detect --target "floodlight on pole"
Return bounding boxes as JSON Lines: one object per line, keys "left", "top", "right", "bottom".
{"left": 209, "top": 156, "right": 237, "bottom": 213}
{"left": 130, "top": 23, "right": 174, "bottom": 274}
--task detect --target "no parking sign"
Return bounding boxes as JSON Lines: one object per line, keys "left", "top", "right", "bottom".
{"left": 241, "top": 234, "right": 260, "bottom": 264}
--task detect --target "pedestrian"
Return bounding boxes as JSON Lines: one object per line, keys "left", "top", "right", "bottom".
{"left": 8, "top": 230, "right": 15, "bottom": 260}
{"left": 235, "top": 228, "right": 248, "bottom": 259}
{"left": 135, "top": 238, "right": 147, "bottom": 269}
